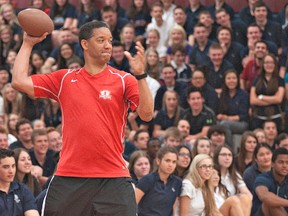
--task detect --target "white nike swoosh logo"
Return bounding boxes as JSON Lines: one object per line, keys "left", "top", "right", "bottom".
{"left": 71, "top": 79, "right": 78, "bottom": 83}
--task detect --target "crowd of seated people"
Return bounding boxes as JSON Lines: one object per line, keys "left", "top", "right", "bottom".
{"left": 0, "top": 0, "right": 288, "bottom": 215}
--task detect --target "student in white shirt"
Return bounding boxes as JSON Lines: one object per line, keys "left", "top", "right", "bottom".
{"left": 179, "top": 154, "right": 221, "bottom": 216}
{"left": 211, "top": 168, "right": 249, "bottom": 216}
{"left": 213, "top": 145, "right": 252, "bottom": 216}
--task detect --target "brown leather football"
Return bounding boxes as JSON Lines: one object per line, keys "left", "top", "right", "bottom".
{"left": 17, "top": 8, "right": 54, "bottom": 37}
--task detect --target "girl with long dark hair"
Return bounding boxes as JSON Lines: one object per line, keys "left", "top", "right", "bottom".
{"left": 250, "top": 53, "right": 285, "bottom": 131}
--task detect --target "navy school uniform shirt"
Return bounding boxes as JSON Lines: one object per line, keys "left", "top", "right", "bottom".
{"left": 185, "top": 4, "right": 207, "bottom": 25}
{"left": 129, "top": 10, "right": 151, "bottom": 36}
{"left": 111, "top": 18, "right": 129, "bottom": 42}
{"left": 50, "top": 3, "right": 77, "bottom": 30}
{"left": 29, "top": 149, "right": 57, "bottom": 178}
{"left": 136, "top": 172, "right": 182, "bottom": 216}
{"left": 0, "top": 182, "right": 37, "bottom": 216}
{"left": 252, "top": 170, "right": 288, "bottom": 215}
{"left": 154, "top": 81, "right": 187, "bottom": 111}
{"left": 208, "top": 24, "right": 218, "bottom": 42}
{"left": 77, "top": 9, "right": 101, "bottom": 28}
{"left": 208, "top": 3, "right": 235, "bottom": 20}
{"left": 239, "top": 6, "right": 274, "bottom": 26}
{"left": 223, "top": 42, "right": 245, "bottom": 74}
{"left": 189, "top": 40, "right": 213, "bottom": 67}
{"left": 262, "top": 20, "right": 283, "bottom": 49}
{"left": 182, "top": 105, "right": 216, "bottom": 135}
{"left": 230, "top": 20, "right": 247, "bottom": 46}
{"left": 154, "top": 108, "right": 185, "bottom": 130}
{"left": 49, "top": 42, "right": 83, "bottom": 61}
{"left": 206, "top": 59, "right": 234, "bottom": 89}
{"left": 126, "top": 41, "right": 137, "bottom": 56}
{"left": 243, "top": 163, "right": 263, "bottom": 193}
{"left": 202, "top": 83, "right": 219, "bottom": 112}
{"left": 182, "top": 83, "right": 219, "bottom": 112}
{"left": 9, "top": 141, "right": 26, "bottom": 151}
{"left": 108, "top": 57, "right": 131, "bottom": 74}
{"left": 183, "top": 18, "right": 195, "bottom": 38}
{"left": 218, "top": 88, "right": 249, "bottom": 122}
{"left": 115, "top": 6, "right": 127, "bottom": 19}
{"left": 279, "top": 47, "right": 288, "bottom": 71}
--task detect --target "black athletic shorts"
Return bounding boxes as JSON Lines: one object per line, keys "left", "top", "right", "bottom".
{"left": 42, "top": 176, "right": 137, "bottom": 216}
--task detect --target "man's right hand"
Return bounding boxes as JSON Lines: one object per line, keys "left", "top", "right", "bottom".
{"left": 23, "top": 32, "right": 48, "bottom": 47}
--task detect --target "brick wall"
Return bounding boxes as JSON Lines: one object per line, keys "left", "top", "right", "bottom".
{"left": 13, "top": 0, "right": 287, "bottom": 13}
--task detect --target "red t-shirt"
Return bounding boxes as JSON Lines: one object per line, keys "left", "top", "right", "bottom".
{"left": 32, "top": 66, "right": 139, "bottom": 177}
{"left": 240, "top": 59, "right": 260, "bottom": 92}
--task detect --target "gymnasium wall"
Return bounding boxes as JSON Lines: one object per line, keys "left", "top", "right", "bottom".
{"left": 12, "top": 0, "right": 287, "bottom": 13}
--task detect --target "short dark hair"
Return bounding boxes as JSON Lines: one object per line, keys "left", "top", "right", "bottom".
{"left": 0, "top": 65, "right": 9, "bottom": 72}
{"left": 215, "top": 8, "right": 229, "bottom": 16}
{"left": 162, "top": 63, "right": 175, "bottom": 73}
{"left": 147, "top": 137, "right": 161, "bottom": 146}
{"left": 209, "top": 43, "right": 223, "bottom": 52}
{"left": 193, "top": 22, "right": 207, "bottom": 30}
{"left": 253, "top": 1, "right": 267, "bottom": 12}
{"left": 262, "top": 120, "right": 276, "bottom": 128}
{"left": 216, "top": 26, "right": 232, "bottom": 38}
{"left": 134, "top": 129, "right": 149, "bottom": 141}
{"left": 186, "top": 87, "right": 203, "bottom": 99}
{"left": 79, "top": 21, "right": 110, "bottom": 49}
{"left": 150, "top": 1, "right": 163, "bottom": 11}
{"left": 193, "top": 66, "right": 209, "bottom": 80}
{"left": 67, "top": 56, "right": 83, "bottom": 67}
{"left": 199, "top": 10, "right": 212, "bottom": 18}
{"left": 112, "top": 40, "right": 124, "bottom": 48}
{"left": 16, "top": 118, "right": 32, "bottom": 134}
{"left": 0, "top": 148, "right": 14, "bottom": 160}
{"left": 253, "top": 143, "right": 272, "bottom": 159}
{"left": 101, "top": 5, "right": 116, "bottom": 14}
{"left": 272, "top": 147, "right": 288, "bottom": 163}
{"left": 207, "top": 125, "right": 226, "bottom": 138}
{"left": 31, "top": 129, "right": 48, "bottom": 144}
{"left": 248, "top": 23, "right": 263, "bottom": 34}
{"left": 171, "top": 44, "right": 185, "bottom": 55}
{"left": 157, "top": 146, "right": 178, "bottom": 161}
{"left": 254, "top": 40, "right": 268, "bottom": 49}
{"left": 275, "top": 133, "right": 288, "bottom": 147}
{"left": 173, "top": 5, "right": 185, "bottom": 13}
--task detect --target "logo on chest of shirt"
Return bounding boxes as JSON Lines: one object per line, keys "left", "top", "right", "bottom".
{"left": 14, "top": 194, "right": 20, "bottom": 203}
{"left": 99, "top": 90, "right": 112, "bottom": 100}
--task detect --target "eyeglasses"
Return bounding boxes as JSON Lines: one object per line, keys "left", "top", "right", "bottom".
{"left": 198, "top": 164, "right": 213, "bottom": 170}
{"left": 178, "top": 153, "right": 191, "bottom": 158}
{"left": 263, "top": 61, "right": 275, "bottom": 65}
{"left": 212, "top": 132, "right": 225, "bottom": 137}
{"left": 219, "top": 153, "right": 233, "bottom": 157}
{"left": 192, "top": 77, "right": 204, "bottom": 80}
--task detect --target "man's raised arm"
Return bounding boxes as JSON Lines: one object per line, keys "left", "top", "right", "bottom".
{"left": 12, "top": 32, "right": 48, "bottom": 97}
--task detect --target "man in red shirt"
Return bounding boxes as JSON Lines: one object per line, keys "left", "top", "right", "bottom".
{"left": 240, "top": 40, "right": 268, "bottom": 92}
{"left": 12, "top": 21, "right": 153, "bottom": 216}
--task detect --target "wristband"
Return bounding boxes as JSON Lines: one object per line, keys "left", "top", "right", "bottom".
{"left": 134, "top": 73, "right": 147, "bottom": 80}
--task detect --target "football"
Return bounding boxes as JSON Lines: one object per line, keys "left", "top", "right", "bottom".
{"left": 17, "top": 8, "right": 54, "bottom": 37}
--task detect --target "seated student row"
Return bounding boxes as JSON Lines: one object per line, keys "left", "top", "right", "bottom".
{"left": 128, "top": 127, "right": 288, "bottom": 215}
